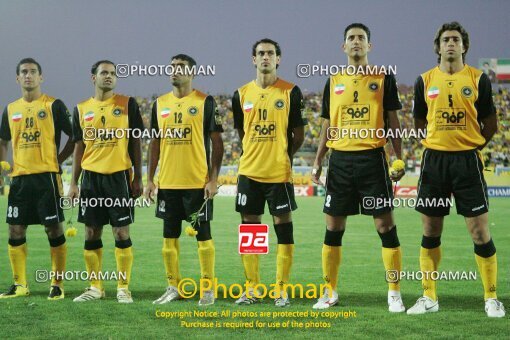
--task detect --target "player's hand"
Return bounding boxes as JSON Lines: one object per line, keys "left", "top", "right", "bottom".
{"left": 389, "top": 168, "right": 405, "bottom": 182}
{"left": 145, "top": 180, "right": 157, "bottom": 203}
{"left": 131, "top": 176, "right": 143, "bottom": 198}
{"left": 204, "top": 180, "right": 218, "bottom": 199}
{"left": 311, "top": 165, "right": 324, "bottom": 186}
{"left": 68, "top": 183, "right": 80, "bottom": 200}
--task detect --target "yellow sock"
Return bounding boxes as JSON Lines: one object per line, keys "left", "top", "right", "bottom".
{"left": 50, "top": 243, "right": 67, "bottom": 287}
{"left": 276, "top": 244, "right": 294, "bottom": 294}
{"left": 475, "top": 253, "right": 498, "bottom": 300}
{"left": 84, "top": 248, "right": 103, "bottom": 290}
{"left": 115, "top": 247, "right": 133, "bottom": 289}
{"left": 198, "top": 240, "right": 215, "bottom": 290}
{"left": 162, "top": 238, "right": 181, "bottom": 287}
{"left": 241, "top": 254, "right": 260, "bottom": 288}
{"left": 420, "top": 246, "right": 441, "bottom": 301}
{"left": 382, "top": 246, "right": 402, "bottom": 291}
{"left": 8, "top": 243, "right": 28, "bottom": 286}
{"left": 322, "top": 244, "right": 341, "bottom": 292}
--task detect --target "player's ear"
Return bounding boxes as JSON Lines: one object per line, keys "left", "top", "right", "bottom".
{"left": 275, "top": 55, "right": 281, "bottom": 67}
{"left": 91, "top": 73, "right": 97, "bottom": 84}
{"left": 252, "top": 55, "right": 257, "bottom": 68}
{"left": 367, "top": 42, "right": 372, "bottom": 52}
{"left": 341, "top": 42, "right": 347, "bottom": 54}
{"left": 39, "top": 74, "right": 44, "bottom": 83}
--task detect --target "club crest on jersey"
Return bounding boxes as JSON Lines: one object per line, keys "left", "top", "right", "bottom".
{"left": 274, "top": 99, "right": 285, "bottom": 110}
{"left": 188, "top": 106, "right": 198, "bottom": 115}
{"left": 161, "top": 108, "right": 171, "bottom": 118}
{"left": 427, "top": 86, "right": 439, "bottom": 99}
{"left": 84, "top": 111, "right": 95, "bottom": 121}
{"left": 112, "top": 107, "right": 123, "bottom": 117}
{"left": 37, "top": 110, "right": 47, "bottom": 120}
{"left": 334, "top": 84, "right": 345, "bottom": 95}
{"left": 12, "top": 112, "right": 22, "bottom": 122}
{"left": 461, "top": 86, "right": 473, "bottom": 98}
{"left": 369, "top": 82, "right": 379, "bottom": 91}
{"left": 243, "top": 102, "right": 254, "bottom": 112}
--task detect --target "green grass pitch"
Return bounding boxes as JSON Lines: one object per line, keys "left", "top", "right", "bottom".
{"left": 0, "top": 196, "right": 508, "bottom": 339}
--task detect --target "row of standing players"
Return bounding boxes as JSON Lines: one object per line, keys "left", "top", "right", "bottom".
{"left": 0, "top": 22, "right": 505, "bottom": 317}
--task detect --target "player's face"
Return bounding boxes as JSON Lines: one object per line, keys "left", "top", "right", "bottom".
{"left": 170, "top": 59, "right": 193, "bottom": 87}
{"left": 439, "top": 30, "right": 465, "bottom": 63}
{"left": 16, "top": 63, "right": 43, "bottom": 91}
{"left": 343, "top": 28, "right": 371, "bottom": 58}
{"left": 252, "top": 43, "right": 280, "bottom": 74}
{"left": 92, "top": 63, "right": 117, "bottom": 91}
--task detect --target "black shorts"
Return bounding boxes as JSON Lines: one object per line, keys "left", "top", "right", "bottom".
{"left": 324, "top": 148, "right": 393, "bottom": 217}
{"left": 78, "top": 169, "right": 134, "bottom": 227}
{"left": 7, "top": 172, "right": 64, "bottom": 225}
{"left": 156, "top": 188, "right": 213, "bottom": 222}
{"left": 235, "top": 175, "right": 297, "bottom": 216}
{"left": 416, "top": 149, "right": 488, "bottom": 217}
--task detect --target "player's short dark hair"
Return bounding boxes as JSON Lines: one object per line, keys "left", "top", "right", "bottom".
{"left": 91, "top": 60, "right": 115, "bottom": 75}
{"left": 252, "top": 38, "right": 282, "bottom": 57}
{"left": 16, "top": 58, "right": 42, "bottom": 75}
{"left": 344, "top": 23, "right": 371, "bottom": 42}
{"left": 171, "top": 54, "right": 197, "bottom": 68}
{"left": 434, "top": 21, "right": 469, "bottom": 63}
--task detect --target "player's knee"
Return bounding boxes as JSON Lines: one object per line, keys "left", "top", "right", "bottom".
{"left": 373, "top": 213, "right": 394, "bottom": 233}
{"left": 113, "top": 226, "right": 130, "bottom": 241}
{"left": 8, "top": 225, "right": 27, "bottom": 239}
{"left": 196, "top": 221, "right": 212, "bottom": 241}
{"left": 163, "top": 219, "right": 182, "bottom": 238}
{"left": 241, "top": 215, "right": 261, "bottom": 223}
{"left": 44, "top": 223, "right": 63, "bottom": 239}
{"left": 85, "top": 226, "right": 103, "bottom": 240}
{"left": 273, "top": 212, "right": 292, "bottom": 225}
{"left": 274, "top": 222, "right": 294, "bottom": 244}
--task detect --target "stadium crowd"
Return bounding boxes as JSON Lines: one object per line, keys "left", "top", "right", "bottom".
{"left": 135, "top": 85, "right": 510, "bottom": 169}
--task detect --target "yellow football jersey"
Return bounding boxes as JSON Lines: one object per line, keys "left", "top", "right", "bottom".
{"left": 233, "top": 79, "right": 306, "bottom": 183}
{"left": 73, "top": 94, "right": 144, "bottom": 174}
{"left": 0, "top": 94, "right": 72, "bottom": 176}
{"left": 414, "top": 65, "right": 495, "bottom": 151}
{"left": 152, "top": 90, "right": 223, "bottom": 189}
{"left": 322, "top": 73, "right": 402, "bottom": 151}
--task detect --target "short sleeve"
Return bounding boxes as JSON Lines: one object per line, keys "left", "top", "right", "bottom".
{"left": 413, "top": 76, "right": 428, "bottom": 119}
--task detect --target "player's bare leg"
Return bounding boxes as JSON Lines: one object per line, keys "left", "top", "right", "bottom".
{"left": 466, "top": 213, "right": 505, "bottom": 317}
{"left": 313, "top": 215, "right": 345, "bottom": 309}
{"left": 374, "top": 212, "right": 405, "bottom": 312}
{"left": 407, "top": 215, "right": 443, "bottom": 315}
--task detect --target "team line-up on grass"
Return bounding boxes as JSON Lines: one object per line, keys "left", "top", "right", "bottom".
{"left": 0, "top": 21, "right": 505, "bottom": 318}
